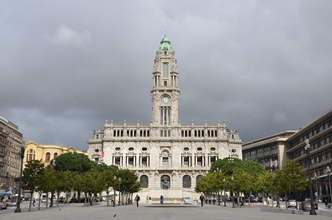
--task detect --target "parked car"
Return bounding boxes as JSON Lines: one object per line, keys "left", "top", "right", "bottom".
{"left": 304, "top": 198, "right": 318, "bottom": 209}
{"left": 287, "top": 199, "right": 298, "bottom": 209}
{"left": 300, "top": 200, "right": 318, "bottom": 211}
{"left": 246, "top": 195, "right": 258, "bottom": 203}
{"left": 41, "top": 198, "right": 51, "bottom": 203}
{"left": 181, "top": 197, "right": 198, "bottom": 205}
{"left": 96, "top": 196, "right": 106, "bottom": 202}
{"left": 57, "top": 197, "right": 66, "bottom": 203}
{"left": 69, "top": 197, "right": 86, "bottom": 203}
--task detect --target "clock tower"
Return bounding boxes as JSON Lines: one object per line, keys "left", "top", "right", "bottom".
{"left": 151, "top": 34, "right": 180, "bottom": 130}
{"left": 88, "top": 34, "right": 243, "bottom": 202}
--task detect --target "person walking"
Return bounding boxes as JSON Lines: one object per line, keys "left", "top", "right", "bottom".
{"left": 325, "top": 199, "right": 329, "bottom": 209}
{"left": 200, "top": 194, "right": 205, "bottom": 207}
{"left": 160, "top": 195, "right": 164, "bottom": 205}
{"left": 135, "top": 194, "right": 140, "bottom": 207}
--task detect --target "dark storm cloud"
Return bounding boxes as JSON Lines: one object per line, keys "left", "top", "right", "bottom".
{"left": 1, "top": 0, "right": 332, "bottom": 150}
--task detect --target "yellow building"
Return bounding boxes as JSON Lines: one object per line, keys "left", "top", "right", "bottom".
{"left": 24, "top": 141, "right": 87, "bottom": 167}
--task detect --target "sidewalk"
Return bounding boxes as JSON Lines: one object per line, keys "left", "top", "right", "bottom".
{"left": 1, "top": 201, "right": 331, "bottom": 220}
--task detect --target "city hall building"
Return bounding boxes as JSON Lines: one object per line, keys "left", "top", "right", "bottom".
{"left": 87, "top": 35, "right": 242, "bottom": 200}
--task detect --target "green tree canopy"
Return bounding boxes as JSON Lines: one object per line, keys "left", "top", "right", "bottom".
{"left": 210, "top": 158, "right": 265, "bottom": 177}
{"left": 274, "top": 160, "right": 308, "bottom": 199}
{"left": 22, "top": 160, "right": 45, "bottom": 210}
{"left": 51, "top": 152, "right": 97, "bottom": 174}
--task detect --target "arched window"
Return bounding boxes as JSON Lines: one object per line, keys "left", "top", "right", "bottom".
{"left": 45, "top": 152, "right": 51, "bottom": 162}
{"left": 54, "top": 152, "right": 58, "bottom": 159}
{"left": 160, "top": 175, "right": 170, "bottom": 189}
{"left": 26, "top": 149, "right": 35, "bottom": 162}
{"left": 140, "top": 175, "right": 149, "bottom": 188}
{"left": 183, "top": 175, "right": 191, "bottom": 188}
{"left": 196, "top": 175, "right": 203, "bottom": 187}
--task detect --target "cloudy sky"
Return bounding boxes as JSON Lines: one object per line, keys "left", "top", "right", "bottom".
{"left": 1, "top": 0, "right": 332, "bottom": 151}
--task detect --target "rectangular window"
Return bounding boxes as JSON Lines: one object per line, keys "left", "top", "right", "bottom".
{"left": 163, "top": 63, "right": 169, "bottom": 77}
{"left": 162, "top": 157, "right": 168, "bottom": 166}
{"left": 197, "top": 157, "right": 202, "bottom": 166}
{"left": 142, "top": 157, "right": 148, "bottom": 166}
{"left": 210, "top": 156, "right": 217, "bottom": 164}
{"left": 128, "top": 157, "right": 134, "bottom": 166}
{"left": 115, "top": 157, "right": 121, "bottom": 165}
{"left": 183, "top": 156, "right": 189, "bottom": 166}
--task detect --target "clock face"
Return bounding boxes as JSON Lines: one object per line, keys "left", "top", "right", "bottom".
{"left": 162, "top": 97, "right": 169, "bottom": 103}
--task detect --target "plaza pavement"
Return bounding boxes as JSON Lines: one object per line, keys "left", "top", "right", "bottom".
{"left": 1, "top": 201, "right": 331, "bottom": 220}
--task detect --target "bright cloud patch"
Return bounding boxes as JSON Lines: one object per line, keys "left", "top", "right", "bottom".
{"left": 48, "top": 25, "right": 92, "bottom": 47}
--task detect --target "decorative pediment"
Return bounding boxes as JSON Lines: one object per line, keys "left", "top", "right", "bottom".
{"left": 91, "top": 153, "right": 100, "bottom": 159}
{"left": 208, "top": 152, "right": 218, "bottom": 156}
{"left": 181, "top": 152, "right": 191, "bottom": 156}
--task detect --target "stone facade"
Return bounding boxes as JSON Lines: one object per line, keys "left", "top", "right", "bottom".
{"left": 0, "top": 116, "right": 23, "bottom": 192}
{"left": 286, "top": 108, "right": 332, "bottom": 202}
{"left": 87, "top": 35, "right": 242, "bottom": 200}
{"left": 242, "top": 131, "right": 297, "bottom": 171}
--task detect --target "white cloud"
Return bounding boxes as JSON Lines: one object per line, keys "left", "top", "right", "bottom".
{"left": 48, "top": 25, "right": 92, "bottom": 48}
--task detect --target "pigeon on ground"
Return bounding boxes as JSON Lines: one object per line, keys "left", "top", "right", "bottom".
{"left": 114, "top": 214, "right": 116, "bottom": 217}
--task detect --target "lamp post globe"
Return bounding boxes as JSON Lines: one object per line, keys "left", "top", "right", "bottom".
{"left": 15, "top": 142, "right": 25, "bottom": 213}
{"left": 304, "top": 139, "right": 317, "bottom": 215}
{"left": 113, "top": 176, "right": 116, "bottom": 207}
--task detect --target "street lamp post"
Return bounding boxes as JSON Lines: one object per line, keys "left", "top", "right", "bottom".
{"left": 15, "top": 142, "right": 25, "bottom": 213}
{"left": 231, "top": 176, "right": 235, "bottom": 208}
{"left": 215, "top": 168, "right": 220, "bottom": 206}
{"left": 314, "top": 172, "right": 319, "bottom": 201}
{"left": 223, "top": 178, "right": 226, "bottom": 207}
{"left": 118, "top": 177, "right": 121, "bottom": 206}
{"left": 5, "top": 172, "right": 9, "bottom": 191}
{"left": 304, "top": 139, "right": 317, "bottom": 215}
{"left": 326, "top": 166, "right": 332, "bottom": 205}
{"left": 50, "top": 159, "right": 56, "bottom": 207}
{"left": 113, "top": 176, "right": 116, "bottom": 207}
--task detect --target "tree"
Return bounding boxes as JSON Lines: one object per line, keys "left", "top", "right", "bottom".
{"left": 52, "top": 153, "right": 97, "bottom": 173}
{"left": 22, "top": 160, "right": 45, "bottom": 211}
{"left": 274, "top": 160, "right": 307, "bottom": 209}
{"left": 81, "top": 170, "right": 104, "bottom": 206}
{"left": 211, "top": 158, "right": 265, "bottom": 177}
{"left": 232, "top": 168, "right": 254, "bottom": 206}
{"left": 254, "top": 171, "right": 276, "bottom": 206}
{"left": 37, "top": 166, "right": 57, "bottom": 209}
{"left": 52, "top": 153, "right": 97, "bottom": 201}
{"left": 118, "top": 169, "right": 141, "bottom": 204}
{"left": 99, "top": 168, "right": 117, "bottom": 206}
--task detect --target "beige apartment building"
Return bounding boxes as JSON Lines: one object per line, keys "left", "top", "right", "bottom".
{"left": 87, "top": 35, "right": 242, "bottom": 200}
{"left": 243, "top": 108, "right": 332, "bottom": 202}
{"left": 242, "top": 131, "right": 296, "bottom": 171}
{"left": 287, "top": 108, "right": 332, "bottom": 202}
{"left": 0, "top": 116, "right": 23, "bottom": 193}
